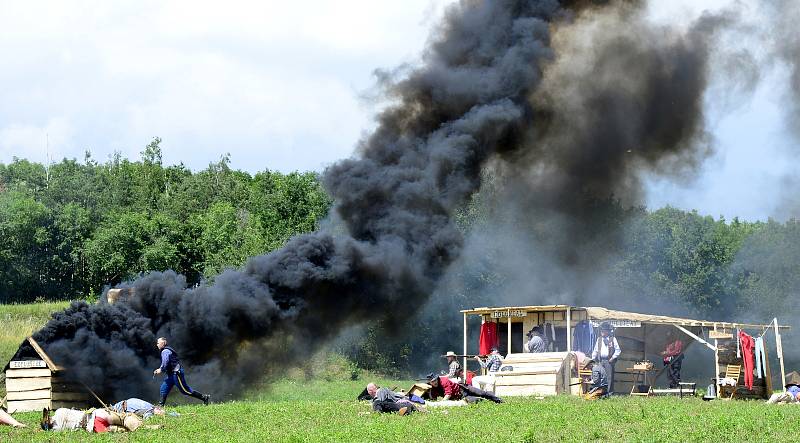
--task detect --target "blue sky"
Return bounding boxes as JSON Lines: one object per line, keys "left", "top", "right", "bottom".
{"left": 0, "top": 0, "right": 796, "bottom": 221}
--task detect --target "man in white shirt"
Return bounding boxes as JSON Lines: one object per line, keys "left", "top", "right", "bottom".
{"left": 591, "top": 322, "right": 621, "bottom": 393}
{"left": 472, "top": 347, "right": 503, "bottom": 392}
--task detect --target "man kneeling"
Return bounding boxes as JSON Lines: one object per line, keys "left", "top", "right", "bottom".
{"left": 583, "top": 359, "right": 609, "bottom": 400}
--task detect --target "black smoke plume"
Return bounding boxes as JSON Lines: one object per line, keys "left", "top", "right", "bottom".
{"left": 444, "top": 4, "right": 745, "bottom": 311}
{"left": 26, "top": 0, "right": 592, "bottom": 400}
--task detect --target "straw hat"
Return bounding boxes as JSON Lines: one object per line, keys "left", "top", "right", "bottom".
{"left": 443, "top": 351, "right": 457, "bottom": 358}
{"left": 785, "top": 371, "right": 800, "bottom": 388}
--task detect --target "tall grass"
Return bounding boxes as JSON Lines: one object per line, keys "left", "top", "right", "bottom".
{"left": 0, "top": 301, "right": 70, "bottom": 397}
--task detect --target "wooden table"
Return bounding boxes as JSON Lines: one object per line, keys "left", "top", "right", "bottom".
{"left": 627, "top": 367, "right": 655, "bottom": 396}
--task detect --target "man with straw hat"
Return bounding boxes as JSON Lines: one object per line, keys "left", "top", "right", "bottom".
{"left": 766, "top": 371, "right": 800, "bottom": 404}
{"left": 443, "top": 351, "right": 463, "bottom": 381}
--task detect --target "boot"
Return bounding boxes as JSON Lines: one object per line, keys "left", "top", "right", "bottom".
{"left": 40, "top": 408, "right": 51, "bottom": 431}
{"left": 158, "top": 395, "right": 167, "bottom": 407}
{"left": 191, "top": 391, "right": 210, "bottom": 405}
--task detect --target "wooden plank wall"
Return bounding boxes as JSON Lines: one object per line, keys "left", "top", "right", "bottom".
{"left": 6, "top": 367, "right": 52, "bottom": 412}
{"left": 5, "top": 368, "right": 90, "bottom": 412}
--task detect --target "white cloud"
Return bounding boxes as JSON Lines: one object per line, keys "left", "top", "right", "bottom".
{"left": 0, "top": 0, "right": 455, "bottom": 172}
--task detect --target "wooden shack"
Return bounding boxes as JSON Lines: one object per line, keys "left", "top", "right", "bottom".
{"left": 2, "top": 337, "right": 90, "bottom": 413}
{"left": 460, "top": 305, "right": 788, "bottom": 398}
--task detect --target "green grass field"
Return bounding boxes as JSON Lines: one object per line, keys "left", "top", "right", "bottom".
{"left": 2, "top": 303, "right": 800, "bottom": 442}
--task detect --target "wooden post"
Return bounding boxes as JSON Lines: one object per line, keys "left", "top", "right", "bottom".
{"left": 643, "top": 324, "right": 647, "bottom": 360}
{"left": 507, "top": 313, "right": 512, "bottom": 355}
{"left": 714, "top": 323, "right": 721, "bottom": 398}
{"left": 566, "top": 307, "right": 572, "bottom": 352}
{"left": 463, "top": 313, "right": 468, "bottom": 377}
{"left": 762, "top": 334, "right": 773, "bottom": 395}
{"left": 774, "top": 317, "right": 786, "bottom": 392}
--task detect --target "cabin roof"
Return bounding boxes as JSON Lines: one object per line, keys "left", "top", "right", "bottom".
{"left": 460, "top": 305, "right": 789, "bottom": 331}
{"left": 3, "top": 336, "right": 62, "bottom": 372}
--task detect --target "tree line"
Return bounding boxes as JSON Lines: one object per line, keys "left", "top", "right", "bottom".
{"left": 0, "top": 139, "right": 331, "bottom": 302}
{"left": 2, "top": 142, "right": 799, "bottom": 374}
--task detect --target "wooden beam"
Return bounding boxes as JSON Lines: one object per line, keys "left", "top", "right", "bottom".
{"left": 7, "top": 398, "right": 50, "bottom": 413}
{"left": 6, "top": 377, "right": 51, "bottom": 391}
{"left": 7, "top": 388, "right": 51, "bottom": 401}
{"left": 507, "top": 316, "right": 512, "bottom": 355}
{"left": 26, "top": 336, "right": 59, "bottom": 372}
{"left": 673, "top": 325, "right": 716, "bottom": 351}
{"left": 5, "top": 368, "right": 51, "bottom": 378}
{"left": 463, "top": 312, "right": 468, "bottom": 379}
{"left": 775, "top": 318, "right": 786, "bottom": 392}
{"left": 714, "top": 322, "right": 721, "bottom": 398}
{"left": 566, "top": 307, "right": 572, "bottom": 353}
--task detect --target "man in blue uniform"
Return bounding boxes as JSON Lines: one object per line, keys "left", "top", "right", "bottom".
{"left": 153, "top": 337, "right": 210, "bottom": 406}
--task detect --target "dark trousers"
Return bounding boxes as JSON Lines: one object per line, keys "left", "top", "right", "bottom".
{"left": 159, "top": 368, "right": 205, "bottom": 405}
{"left": 459, "top": 384, "right": 503, "bottom": 403}
{"left": 600, "top": 360, "right": 615, "bottom": 393}
{"left": 666, "top": 354, "right": 684, "bottom": 388}
{"left": 372, "top": 400, "right": 415, "bottom": 414}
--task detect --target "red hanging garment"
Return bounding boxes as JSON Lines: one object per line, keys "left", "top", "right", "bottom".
{"left": 479, "top": 322, "right": 498, "bottom": 356}
{"left": 738, "top": 330, "right": 755, "bottom": 390}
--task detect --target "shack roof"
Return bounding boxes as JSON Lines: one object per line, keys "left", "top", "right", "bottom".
{"left": 460, "top": 305, "right": 789, "bottom": 330}
{"left": 3, "top": 336, "right": 62, "bottom": 372}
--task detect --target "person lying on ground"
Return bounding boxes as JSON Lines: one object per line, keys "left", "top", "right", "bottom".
{"left": 363, "top": 383, "right": 425, "bottom": 404}
{"left": 365, "top": 383, "right": 419, "bottom": 415}
{"left": 582, "top": 359, "right": 609, "bottom": 400}
{"left": 111, "top": 398, "right": 166, "bottom": 420}
{"left": 426, "top": 373, "right": 503, "bottom": 404}
{"left": 0, "top": 408, "right": 26, "bottom": 428}
{"left": 767, "top": 373, "right": 800, "bottom": 404}
{"left": 41, "top": 407, "right": 143, "bottom": 433}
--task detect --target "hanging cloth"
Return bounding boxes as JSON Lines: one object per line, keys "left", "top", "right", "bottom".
{"left": 479, "top": 321, "right": 499, "bottom": 356}
{"left": 738, "top": 330, "right": 755, "bottom": 390}
{"left": 572, "top": 320, "right": 595, "bottom": 355}
{"left": 736, "top": 328, "right": 741, "bottom": 358}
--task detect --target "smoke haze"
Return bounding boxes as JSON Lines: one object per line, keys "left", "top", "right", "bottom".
{"left": 21, "top": 0, "right": 800, "bottom": 400}
{"left": 28, "top": 0, "right": 580, "bottom": 400}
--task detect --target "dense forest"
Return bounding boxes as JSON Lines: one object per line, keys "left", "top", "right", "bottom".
{"left": 0, "top": 139, "right": 331, "bottom": 302}
{"left": 2, "top": 142, "right": 799, "bottom": 374}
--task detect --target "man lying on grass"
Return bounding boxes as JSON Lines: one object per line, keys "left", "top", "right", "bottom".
{"left": 766, "top": 372, "right": 800, "bottom": 404}
{"left": 426, "top": 373, "right": 503, "bottom": 404}
{"left": 40, "top": 397, "right": 166, "bottom": 433}
{"left": 366, "top": 383, "right": 422, "bottom": 415}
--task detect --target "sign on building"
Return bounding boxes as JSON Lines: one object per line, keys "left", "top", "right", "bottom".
{"left": 9, "top": 359, "right": 47, "bottom": 369}
{"left": 590, "top": 320, "right": 641, "bottom": 328}
{"left": 491, "top": 309, "right": 527, "bottom": 318}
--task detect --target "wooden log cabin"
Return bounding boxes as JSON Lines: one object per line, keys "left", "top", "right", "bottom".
{"left": 460, "top": 305, "right": 788, "bottom": 398}
{"left": 2, "top": 337, "right": 90, "bottom": 413}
